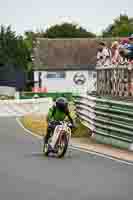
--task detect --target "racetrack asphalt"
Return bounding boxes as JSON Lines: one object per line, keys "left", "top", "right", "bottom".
{"left": 0, "top": 117, "right": 132, "bottom": 200}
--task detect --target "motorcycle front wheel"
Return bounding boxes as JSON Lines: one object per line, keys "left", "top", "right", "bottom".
{"left": 56, "top": 132, "right": 68, "bottom": 158}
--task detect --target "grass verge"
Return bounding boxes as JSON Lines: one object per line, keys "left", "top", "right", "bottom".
{"left": 20, "top": 114, "right": 48, "bottom": 136}
{"left": 20, "top": 115, "right": 91, "bottom": 138}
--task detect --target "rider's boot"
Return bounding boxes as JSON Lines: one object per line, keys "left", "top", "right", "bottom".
{"left": 44, "top": 127, "right": 51, "bottom": 144}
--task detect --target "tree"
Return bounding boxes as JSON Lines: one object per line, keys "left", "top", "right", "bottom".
{"left": 44, "top": 23, "right": 96, "bottom": 38}
{"left": 102, "top": 15, "right": 133, "bottom": 37}
{"left": 0, "top": 25, "right": 31, "bottom": 69}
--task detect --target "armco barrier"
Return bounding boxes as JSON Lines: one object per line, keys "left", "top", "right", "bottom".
{"left": 74, "top": 95, "right": 133, "bottom": 151}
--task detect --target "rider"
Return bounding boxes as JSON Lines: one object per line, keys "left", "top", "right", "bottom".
{"left": 44, "top": 97, "right": 74, "bottom": 144}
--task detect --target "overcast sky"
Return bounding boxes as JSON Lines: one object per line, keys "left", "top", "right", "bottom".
{"left": 0, "top": 0, "right": 132, "bottom": 35}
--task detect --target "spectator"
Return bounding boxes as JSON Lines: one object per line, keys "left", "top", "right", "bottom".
{"left": 97, "top": 42, "right": 111, "bottom": 66}
{"left": 111, "top": 41, "right": 120, "bottom": 64}
{"left": 119, "top": 38, "right": 129, "bottom": 49}
{"left": 119, "top": 38, "right": 130, "bottom": 63}
{"left": 119, "top": 49, "right": 128, "bottom": 64}
{"left": 127, "top": 34, "right": 133, "bottom": 62}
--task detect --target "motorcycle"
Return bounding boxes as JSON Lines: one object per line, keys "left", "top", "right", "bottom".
{"left": 43, "top": 121, "right": 72, "bottom": 158}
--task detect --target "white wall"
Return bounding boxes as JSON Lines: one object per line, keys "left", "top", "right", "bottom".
{"left": 0, "top": 86, "right": 16, "bottom": 97}
{"left": 34, "top": 70, "right": 96, "bottom": 94}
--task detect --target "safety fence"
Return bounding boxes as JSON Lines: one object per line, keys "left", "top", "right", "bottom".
{"left": 74, "top": 94, "right": 133, "bottom": 150}
{"left": 96, "top": 64, "right": 133, "bottom": 97}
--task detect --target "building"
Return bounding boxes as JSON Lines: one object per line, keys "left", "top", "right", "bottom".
{"left": 33, "top": 65, "right": 96, "bottom": 94}
{"left": 32, "top": 38, "right": 98, "bottom": 94}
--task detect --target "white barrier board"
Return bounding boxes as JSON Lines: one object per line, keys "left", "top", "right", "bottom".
{"left": 0, "top": 98, "right": 53, "bottom": 117}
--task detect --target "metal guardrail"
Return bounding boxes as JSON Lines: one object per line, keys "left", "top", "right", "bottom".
{"left": 74, "top": 95, "right": 133, "bottom": 150}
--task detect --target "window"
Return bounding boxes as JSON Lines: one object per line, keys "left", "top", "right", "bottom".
{"left": 46, "top": 71, "right": 66, "bottom": 79}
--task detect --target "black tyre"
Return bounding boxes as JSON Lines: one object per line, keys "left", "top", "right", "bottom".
{"left": 56, "top": 132, "right": 68, "bottom": 158}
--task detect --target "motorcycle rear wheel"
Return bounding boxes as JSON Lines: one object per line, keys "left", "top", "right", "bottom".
{"left": 43, "top": 140, "right": 49, "bottom": 156}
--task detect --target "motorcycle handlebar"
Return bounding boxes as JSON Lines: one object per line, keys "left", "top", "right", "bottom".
{"left": 49, "top": 120, "right": 73, "bottom": 128}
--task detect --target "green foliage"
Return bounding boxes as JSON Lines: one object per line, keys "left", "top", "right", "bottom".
{"left": 44, "top": 23, "right": 96, "bottom": 38}
{"left": 102, "top": 15, "right": 133, "bottom": 37}
{"left": 0, "top": 25, "right": 31, "bottom": 69}
{"left": 24, "top": 31, "right": 34, "bottom": 51}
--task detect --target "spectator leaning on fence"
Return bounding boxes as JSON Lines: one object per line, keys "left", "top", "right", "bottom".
{"left": 119, "top": 38, "right": 129, "bottom": 63}
{"left": 127, "top": 34, "right": 133, "bottom": 63}
{"left": 111, "top": 41, "right": 121, "bottom": 64}
{"left": 97, "top": 42, "right": 112, "bottom": 66}
{"left": 118, "top": 35, "right": 133, "bottom": 63}
{"left": 96, "top": 36, "right": 133, "bottom": 66}
{"left": 119, "top": 38, "right": 129, "bottom": 49}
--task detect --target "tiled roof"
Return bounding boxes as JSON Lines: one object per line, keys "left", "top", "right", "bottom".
{"left": 33, "top": 38, "right": 113, "bottom": 70}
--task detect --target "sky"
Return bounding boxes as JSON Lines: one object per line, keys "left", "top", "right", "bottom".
{"left": 0, "top": 0, "right": 132, "bottom": 35}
